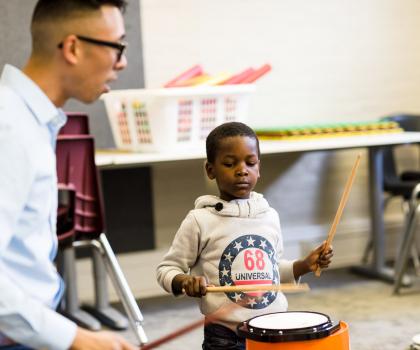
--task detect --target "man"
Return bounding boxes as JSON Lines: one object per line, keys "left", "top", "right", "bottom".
{"left": 0, "top": 0, "right": 136, "bottom": 349}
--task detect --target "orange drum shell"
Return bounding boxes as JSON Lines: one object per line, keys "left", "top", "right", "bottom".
{"left": 245, "top": 321, "right": 349, "bottom": 350}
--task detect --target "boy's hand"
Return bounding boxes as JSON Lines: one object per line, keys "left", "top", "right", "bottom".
{"left": 293, "top": 241, "right": 334, "bottom": 278}
{"left": 306, "top": 242, "right": 334, "bottom": 272}
{"left": 172, "top": 274, "right": 208, "bottom": 297}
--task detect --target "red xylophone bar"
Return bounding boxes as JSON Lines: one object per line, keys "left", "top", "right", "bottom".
{"left": 164, "top": 64, "right": 203, "bottom": 88}
{"left": 222, "top": 67, "right": 255, "bottom": 85}
{"left": 240, "top": 63, "right": 272, "bottom": 83}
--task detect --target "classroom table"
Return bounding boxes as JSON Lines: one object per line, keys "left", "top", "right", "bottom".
{"left": 96, "top": 132, "right": 420, "bottom": 283}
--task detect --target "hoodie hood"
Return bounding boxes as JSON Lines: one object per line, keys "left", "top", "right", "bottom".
{"left": 194, "top": 191, "right": 270, "bottom": 218}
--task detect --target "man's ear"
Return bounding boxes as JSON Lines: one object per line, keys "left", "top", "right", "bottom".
{"left": 205, "top": 161, "right": 215, "bottom": 180}
{"left": 60, "top": 35, "right": 79, "bottom": 65}
{"left": 257, "top": 159, "right": 261, "bottom": 178}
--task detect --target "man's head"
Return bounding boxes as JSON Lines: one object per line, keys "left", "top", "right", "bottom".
{"left": 205, "top": 122, "right": 261, "bottom": 201}
{"left": 26, "top": 0, "right": 128, "bottom": 105}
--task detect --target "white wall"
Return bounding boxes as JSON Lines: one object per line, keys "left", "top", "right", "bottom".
{"left": 139, "top": 0, "right": 420, "bottom": 266}
{"left": 141, "top": 0, "right": 420, "bottom": 127}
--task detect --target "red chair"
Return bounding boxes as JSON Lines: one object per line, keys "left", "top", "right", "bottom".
{"left": 56, "top": 135, "right": 102, "bottom": 331}
{"left": 57, "top": 185, "right": 76, "bottom": 246}
{"left": 57, "top": 113, "right": 104, "bottom": 330}
{"left": 59, "top": 113, "right": 130, "bottom": 331}
{"left": 59, "top": 112, "right": 90, "bottom": 135}
{"left": 56, "top": 117, "right": 147, "bottom": 344}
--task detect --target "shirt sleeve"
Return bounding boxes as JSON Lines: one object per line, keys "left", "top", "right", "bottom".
{"left": 0, "top": 274, "right": 77, "bottom": 350}
{"left": 156, "top": 212, "right": 201, "bottom": 294}
{"left": 0, "top": 128, "right": 77, "bottom": 349}
{"left": 279, "top": 259, "right": 297, "bottom": 283}
{"left": 0, "top": 131, "right": 33, "bottom": 252}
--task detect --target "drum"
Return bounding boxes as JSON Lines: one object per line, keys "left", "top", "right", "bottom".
{"left": 237, "top": 311, "right": 349, "bottom": 350}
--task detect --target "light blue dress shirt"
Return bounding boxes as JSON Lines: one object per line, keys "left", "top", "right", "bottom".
{"left": 0, "top": 65, "right": 77, "bottom": 349}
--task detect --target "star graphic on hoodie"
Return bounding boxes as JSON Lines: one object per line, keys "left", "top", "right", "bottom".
{"left": 261, "top": 296, "right": 269, "bottom": 305}
{"left": 234, "top": 293, "right": 242, "bottom": 302}
{"left": 221, "top": 267, "right": 229, "bottom": 277}
{"left": 247, "top": 298, "right": 257, "bottom": 308}
{"left": 247, "top": 237, "right": 256, "bottom": 246}
{"left": 224, "top": 252, "right": 233, "bottom": 262}
{"left": 234, "top": 241, "right": 243, "bottom": 251}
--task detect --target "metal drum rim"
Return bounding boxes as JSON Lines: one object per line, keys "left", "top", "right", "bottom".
{"left": 237, "top": 311, "right": 340, "bottom": 343}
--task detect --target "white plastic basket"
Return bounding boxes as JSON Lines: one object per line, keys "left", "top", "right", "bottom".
{"left": 101, "top": 85, "right": 255, "bottom": 152}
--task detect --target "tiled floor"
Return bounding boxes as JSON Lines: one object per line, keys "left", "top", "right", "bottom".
{"left": 111, "top": 267, "right": 420, "bottom": 350}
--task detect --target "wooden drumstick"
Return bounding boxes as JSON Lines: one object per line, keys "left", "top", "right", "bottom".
{"left": 140, "top": 318, "right": 204, "bottom": 350}
{"left": 140, "top": 284, "right": 309, "bottom": 349}
{"left": 206, "top": 283, "right": 310, "bottom": 293}
{"left": 315, "top": 153, "right": 361, "bottom": 277}
{"left": 140, "top": 295, "right": 249, "bottom": 350}
{"left": 139, "top": 283, "right": 309, "bottom": 349}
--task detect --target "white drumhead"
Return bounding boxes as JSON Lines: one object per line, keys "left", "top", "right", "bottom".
{"left": 248, "top": 312, "right": 329, "bottom": 330}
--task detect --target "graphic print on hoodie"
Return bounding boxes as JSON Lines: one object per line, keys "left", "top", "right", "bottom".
{"left": 219, "top": 234, "right": 279, "bottom": 309}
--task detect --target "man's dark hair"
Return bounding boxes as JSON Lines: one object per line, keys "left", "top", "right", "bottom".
{"left": 32, "top": 0, "right": 127, "bottom": 23}
{"left": 30, "top": 0, "right": 127, "bottom": 56}
{"left": 206, "top": 122, "right": 260, "bottom": 163}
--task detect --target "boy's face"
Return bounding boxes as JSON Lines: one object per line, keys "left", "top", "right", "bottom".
{"left": 206, "top": 136, "right": 260, "bottom": 201}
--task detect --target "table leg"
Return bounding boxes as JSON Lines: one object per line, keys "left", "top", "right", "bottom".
{"left": 370, "top": 147, "right": 386, "bottom": 271}
{"left": 351, "top": 147, "right": 410, "bottom": 284}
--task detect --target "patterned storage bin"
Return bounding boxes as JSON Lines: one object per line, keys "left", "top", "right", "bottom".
{"left": 101, "top": 85, "right": 255, "bottom": 152}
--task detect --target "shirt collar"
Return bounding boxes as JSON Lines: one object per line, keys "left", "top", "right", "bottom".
{"left": 0, "top": 64, "right": 65, "bottom": 127}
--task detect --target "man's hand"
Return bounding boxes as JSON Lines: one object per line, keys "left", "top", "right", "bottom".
{"left": 70, "top": 327, "right": 137, "bottom": 350}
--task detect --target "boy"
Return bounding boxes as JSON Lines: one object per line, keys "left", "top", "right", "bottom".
{"left": 157, "top": 122, "right": 333, "bottom": 350}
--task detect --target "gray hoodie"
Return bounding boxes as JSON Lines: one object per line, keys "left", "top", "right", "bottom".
{"left": 156, "top": 192, "right": 296, "bottom": 330}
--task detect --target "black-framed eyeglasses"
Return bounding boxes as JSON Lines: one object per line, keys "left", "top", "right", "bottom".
{"left": 58, "top": 35, "right": 127, "bottom": 62}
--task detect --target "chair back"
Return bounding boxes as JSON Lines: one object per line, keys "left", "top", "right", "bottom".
{"left": 382, "top": 114, "right": 420, "bottom": 132}
{"left": 56, "top": 113, "right": 91, "bottom": 244}
{"left": 381, "top": 114, "right": 420, "bottom": 196}
{"left": 56, "top": 135, "right": 105, "bottom": 239}
{"left": 60, "top": 112, "right": 90, "bottom": 135}
{"left": 57, "top": 186, "right": 76, "bottom": 245}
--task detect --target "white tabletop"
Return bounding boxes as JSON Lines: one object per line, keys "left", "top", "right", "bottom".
{"left": 95, "top": 132, "right": 420, "bottom": 168}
